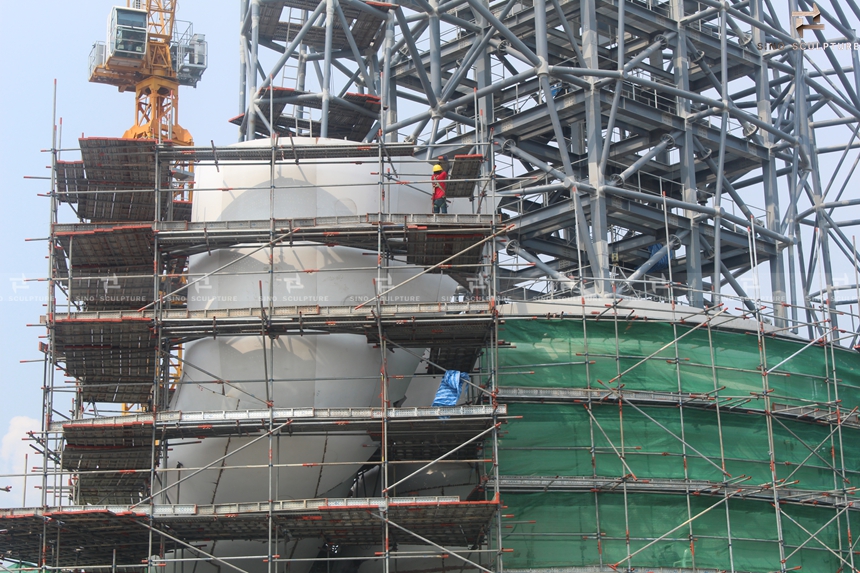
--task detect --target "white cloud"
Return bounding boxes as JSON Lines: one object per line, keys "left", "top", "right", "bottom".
{"left": 0, "top": 416, "right": 39, "bottom": 507}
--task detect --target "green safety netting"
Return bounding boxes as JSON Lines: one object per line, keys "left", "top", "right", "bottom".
{"left": 491, "top": 319, "right": 860, "bottom": 573}
{"left": 497, "top": 319, "right": 860, "bottom": 410}
{"left": 497, "top": 492, "right": 849, "bottom": 572}
{"left": 500, "top": 403, "right": 860, "bottom": 490}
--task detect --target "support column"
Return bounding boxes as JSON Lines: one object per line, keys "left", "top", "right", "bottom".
{"left": 753, "top": 0, "right": 787, "bottom": 327}
{"left": 248, "top": 0, "right": 260, "bottom": 140}
{"left": 475, "top": 0, "right": 494, "bottom": 209}
{"left": 581, "top": 0, "right": 609, "bottom": 294}
{"left": 474, "top": 0, "right": 494, "bottom": 129}
{"left": 429, "top": 0, "right": 442, "bottom": 101}
{"left": 321, "top": 0, "right": 336, "bottom": 137}
{"left": 791, "top": 0, "right": 837, "bottom": 333}
{"left": 239, "top": 0, "right": 248, "bottom": 141}
{"left": 672, "top": 0, "right": 703, "bottom": 306}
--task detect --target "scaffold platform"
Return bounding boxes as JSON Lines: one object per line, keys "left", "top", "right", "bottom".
{"left": 50, "top": 315, "right": 157, "bottom": 404}
{"left": 230, "top": 88, "right": 382, "bottom": 140}
{"left": 53, "top": 406, "right": 503, "bottom": 504}
{"left": 427, "top": 345, "right": 485, "bottom": 374}
{"left": 64, "top": 444, "right": 155, "bottom": 505}
{"left": 0, "top": 496, "right": 498, "bottom": 568}
{"left": 47, "top": 300, "right": 497, "bottom": 346}
{"left": 51, "top": 213, "right": 499, "bottom": 269}
{"left": 266, "top": 0, "right": 393, "bottom": 51}
{"left": 53, "top": 405, "right": 505, "bottom": 444}
{"left": 45, "top": 302, "right": 498, "bottom": 403}
{"left": 67, "top": 271, "right": 184, "bottom": 311}
{"left": 55, "top": 138, "right": 190, "bottom": 222}
{"left": 54, "top": 225, "right": 155, "bottom": 268}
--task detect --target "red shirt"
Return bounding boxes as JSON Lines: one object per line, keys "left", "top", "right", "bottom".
{"left": 431, "top": 171, "right": 448, "bottom": 200}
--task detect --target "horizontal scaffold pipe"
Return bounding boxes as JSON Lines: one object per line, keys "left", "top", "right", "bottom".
{"left": 495, "top": 386, "right": 858, "bottom": 421}
{"left": 818, "top": 141, "right": 860, "bottom": 153}
{"left": 490, "top": 476, "right": 860, "bottom": 510}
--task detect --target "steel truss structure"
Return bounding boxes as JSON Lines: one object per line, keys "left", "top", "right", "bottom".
{"left": 239, "top": 0, "right": 860, "bottom": 326}
{"left": 232, "top": 4, "right": 860, "bottom": 566}
{"left": 4, "top": 0, "right": 860, "bottom": 572}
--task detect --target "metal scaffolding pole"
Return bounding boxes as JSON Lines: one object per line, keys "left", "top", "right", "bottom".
{"left": 13, "top": 1, "right": 860, "bottom": 572}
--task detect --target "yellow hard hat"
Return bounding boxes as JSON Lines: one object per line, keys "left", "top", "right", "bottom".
{"left": 432, "top": 164, "right": 443, "bottom": 172}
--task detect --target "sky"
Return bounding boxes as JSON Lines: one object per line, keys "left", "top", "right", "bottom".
{"left": 0, "top": 1, "right": 239, "bottom": 505}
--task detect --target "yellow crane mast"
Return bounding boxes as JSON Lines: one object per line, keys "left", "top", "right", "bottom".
{"left": 88, "top": 1, "right": 207, "bottom": 145}
{"left": 86, "top": 2, "right": 206, "bottom": 407}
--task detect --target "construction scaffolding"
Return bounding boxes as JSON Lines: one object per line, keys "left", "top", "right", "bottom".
{"left": 4, "top": 0, "right": 860, "bottom": 572}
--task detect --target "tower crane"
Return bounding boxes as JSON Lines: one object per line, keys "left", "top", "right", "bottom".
{"left": 87, "top": 2, "right": 207, "bottom": 398}
{"left": 88, "top": 0, "right": 207, "bottom": 145}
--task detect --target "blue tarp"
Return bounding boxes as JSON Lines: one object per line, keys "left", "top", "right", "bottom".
{"left": 649, "top": 243, "right": 671, "bottom": 271}
{"left": 432, "top": 371, "right": 470, "bottom": 406}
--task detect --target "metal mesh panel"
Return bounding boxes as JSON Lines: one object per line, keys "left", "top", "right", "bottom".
{"left": 494, "top": 318, "right": 860, "bottom": 572}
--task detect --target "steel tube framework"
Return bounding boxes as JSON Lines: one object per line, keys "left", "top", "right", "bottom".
{"left": 5, "top": 0, "right": 860, "bottom": 572}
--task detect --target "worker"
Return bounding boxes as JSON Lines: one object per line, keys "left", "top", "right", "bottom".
{"left": 431, "top": 164, "right": 448, "bottom": 213}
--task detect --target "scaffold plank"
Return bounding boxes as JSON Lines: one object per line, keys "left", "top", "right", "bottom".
{"left": 427, "top": 345, "right": 484, "bottom": 374}
{"left": 63, "top": 445, "right": 154, "bottom": 471}
{"left": 47, "top": 301, "right": 494, "bottom": 342}
{"left": 51, "top": 406, "right": 501, "bottom": 505}
{"left": 268, "top": 2, "right": 390, "bottom": 51}
{"left": 64, "top": 444, "right": 155, "bottom": 504}
{"left": 74, "top": 472, "right": 150, "bottom": 505}
{"left": 50, "top": 315, "right": 157, "bottom": 403}
{"left": 45, "top": 303, "right": 495, "bottom": 404}
{"left": 56, "top": 138, "right": 188, "bottom": 223}
{"left": 66, "top": 271, "right": 184, "bottom": 311}
{"left": 0, "top": 497, "right": 498, "bottom": 567}
{"left": 230, "top": 89, "right": 381, "bottom": 140}
{"left": 258, "top": 1, "right": 286, "bottom": 40}
{"left": 406, "top": 228, "right": 488, "bottom": 269}
{"left": 51, "top": 213, "right": 498, "bottom": 268}
{"left": 55, "top": 405, "right": 505, "bottom": 446}
{"left": 444, "top": 154, "right": 484, "bottom": 198}
{"left": 54, "top": 225, "right": 154, "bottom": 268}
{"left": 77, "top": 377, "right": 154, "bottom": 405}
